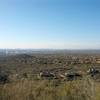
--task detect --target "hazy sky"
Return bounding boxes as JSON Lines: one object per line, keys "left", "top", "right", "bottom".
{"left": 0, "top": 0, "right": 100, "bottom": 49}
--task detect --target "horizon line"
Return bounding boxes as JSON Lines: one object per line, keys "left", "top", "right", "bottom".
{"left": 0, "top": 48, "right": 100, "bottom": 50}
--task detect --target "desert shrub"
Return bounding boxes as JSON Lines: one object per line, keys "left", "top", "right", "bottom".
{"left": 0, "top": 77, "right": 100, "bottom": 100}
{"left": 0, "top": 71, "right": 9, "bottom": 84}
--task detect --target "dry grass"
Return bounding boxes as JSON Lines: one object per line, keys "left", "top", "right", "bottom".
{"left": 0, "top": 78, "right": 100, "bottom": 100}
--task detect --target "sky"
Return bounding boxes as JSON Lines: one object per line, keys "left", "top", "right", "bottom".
{"left": 0, "top": 0, "right": 100, "bottom": 49}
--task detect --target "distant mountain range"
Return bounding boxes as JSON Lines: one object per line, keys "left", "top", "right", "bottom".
{"left": 0, "top": 49, "right": 100, "bottom": 56}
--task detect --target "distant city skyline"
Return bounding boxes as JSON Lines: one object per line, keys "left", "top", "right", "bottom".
{"left": 0, "top": 0, "right": 100, "bottom": 49}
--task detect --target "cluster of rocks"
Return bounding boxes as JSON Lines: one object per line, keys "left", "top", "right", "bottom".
{"left": 39, "top": 71, "right": 83, "bottom": 81}
{"left": 39, "top": 68, "right": 100, "bottom": 81}
{"left": 0, "top": 67, "right": 100, "bottom": 84}
{"left": 87, "top": 68, "right": 100, "bottom": 79}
